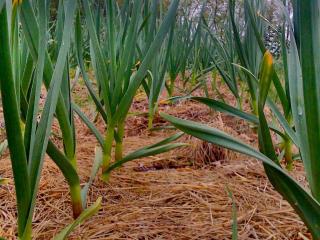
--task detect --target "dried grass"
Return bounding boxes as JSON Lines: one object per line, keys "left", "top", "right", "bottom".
{"left": 0, "top": 79, "right": 311, "bottom": 239}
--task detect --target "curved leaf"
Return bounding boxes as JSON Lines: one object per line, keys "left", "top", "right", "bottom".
{"left": 257, "top": 52, "right": 278, "bottom": 162}
{"left": 171, "top": 96, "right": 287, "bottom": 139}
{"left": 81, "top": 147, "right": 103, "bottom": 208}
{"left": 72, "top": 103, "right": 104, "bottom": 148}
{"left": 105, "top": 142, "right": 186, "bottom": 174}
{"left": 74, "top": 12, "right": 108, "bottom": 123}
{"left": 46, "top": 141, "right": 80, "bottom": 189}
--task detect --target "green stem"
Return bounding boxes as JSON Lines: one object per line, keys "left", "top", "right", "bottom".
{"left": 284, "top": 139, "right": 293, "bottom": 171}
{"left": 70, "top": 184, "right": 83, "bottom": 219}
{"left": 191, "top": 71, "right": 196, "bottom": 86}
{"left": 236, "top": 97, "right": 242, "bottom": 111}
{"left": 250, "top": 99, "right": 258, "bottom": 133}
{"left": 115, "top": 141, "right": 123, "bottom": 162}
{"left": 69, "top": 156, "right": 83, "bottom": 218}
{"left": 251, "top": 98, "right": 258, "bottom": 117}
{"left": 21, "top": 221, "right": 32, "bottom": 240}
{"left": 46, "top": 141, "right": 83, "bottom": 219}
{"left": 148, "top": 113, "right": 154, "bottom": 130}
{"left": 148, "top": 105, "right": 158, "bottom": 130}
{"left": 70, "top": 155, "right": 78, "bottom": 170}
{"left": 115, "top": 122, "right": 125, "bottom": 161}
{"left": 102, "top": 126, "right": 114, "bottom": 182}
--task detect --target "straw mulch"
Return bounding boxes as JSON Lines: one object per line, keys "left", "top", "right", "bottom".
{"left": 0, "top": 79, "right": 311, "bottom": 239}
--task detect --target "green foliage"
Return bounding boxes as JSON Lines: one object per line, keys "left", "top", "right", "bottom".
{"left": 3, "top": 0, "right": 320, "bottom": 238}
{"left": 76, "top": 0, "right": 182, "bottom": 181}
{"left": 1, "top": 1, "right": 100, "bottom": 238}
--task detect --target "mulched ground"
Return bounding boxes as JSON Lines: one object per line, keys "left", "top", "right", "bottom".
{"left": 0, "top": 78, "right": 310, "bottom": 239}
